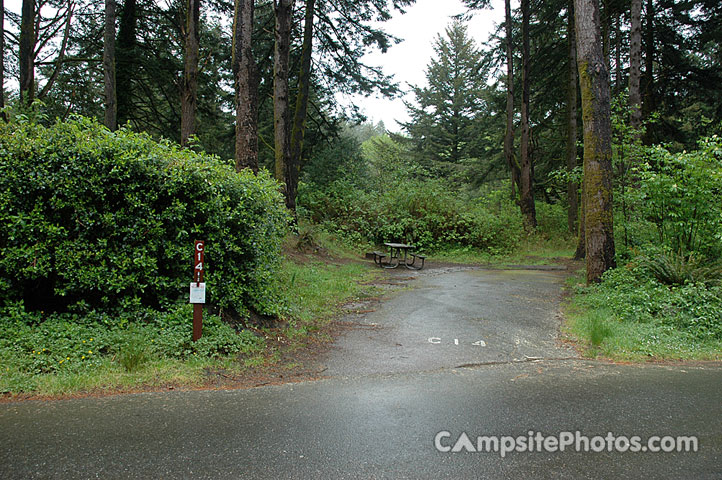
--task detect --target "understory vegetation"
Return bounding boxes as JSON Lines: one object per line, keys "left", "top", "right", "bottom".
{"left": 297, "top": 133, "right": 572, "bottom": 255}
{"left": 0, "top": 117, "right": 290, "bottom": 394}
{"left": 2, "top": 111, "right": 720, "bottom": 396}
{"left": 567, "top": 135, "right": 722, "bottom": 360}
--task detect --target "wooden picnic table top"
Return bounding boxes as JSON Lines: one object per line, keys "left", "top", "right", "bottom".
{"left": 384, "top": 242, "right": 415, "bottom": 249}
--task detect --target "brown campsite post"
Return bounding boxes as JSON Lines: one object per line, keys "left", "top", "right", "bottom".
{"left": 192, "top": 240, "right": 204, "bottom": 341}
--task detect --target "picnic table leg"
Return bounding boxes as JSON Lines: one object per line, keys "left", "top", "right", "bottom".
{"left": 404, "top": 254, "right": 416, "bottom": 269}
{"left": 383, "top": 246, "right": 400, "bottom": 269}
{"left": 404, "top": 253, "right": 425, "bottom": 270}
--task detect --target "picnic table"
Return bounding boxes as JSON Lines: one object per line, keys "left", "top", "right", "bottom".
{"left": 373, "top": 242, "right": 425, "bottom": 270}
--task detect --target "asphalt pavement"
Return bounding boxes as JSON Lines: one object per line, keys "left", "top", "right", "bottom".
{"left": 1, "top": 267, "right": 720, "bottom": 479}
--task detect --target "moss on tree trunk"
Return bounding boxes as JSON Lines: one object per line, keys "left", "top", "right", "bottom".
{"left": 575, "top": 0, "right": 616, "bottom": 282}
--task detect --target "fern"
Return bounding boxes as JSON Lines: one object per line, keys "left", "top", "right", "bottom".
{"left": 643, "top": 252, "right": 722, "bottom": 286}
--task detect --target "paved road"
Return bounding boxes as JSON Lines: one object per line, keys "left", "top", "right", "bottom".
{"left": 1, "top": 268, "right": 721, "bottom": 479}
{"left": 321, "top": 268, "right": 576, "bottom": 376}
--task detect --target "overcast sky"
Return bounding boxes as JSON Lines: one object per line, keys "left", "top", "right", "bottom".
{"left": 341, "top": 0, "right": 505, "bottom": 132}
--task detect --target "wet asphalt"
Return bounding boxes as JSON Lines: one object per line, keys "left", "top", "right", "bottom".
{"left": 1, "top": 267, "right": 721, "bottom": 479}
{"left": 320, "top": 268, "right": 576, "bottom": 376}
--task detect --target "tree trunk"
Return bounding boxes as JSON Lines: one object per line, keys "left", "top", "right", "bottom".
{"left": 180, "top": 0, "right": 201, "bottom": 146}
{"left": 19, "top": 0, "right": 35, "bottom": 106}
{"left": 567, "top": 0, "right": 579, "bottom": 234}
{"left": 289, "top": 0, "right": 316, "bottom": 206}
{"left": 0, "top": 0, "right": 5, "bottom": 120}
{"left": 601, "top": 0, "right": 610, "bottom": 71}
{"left": 37, "top": 3, "right": 74, "bottom": 100}
{"left": 233, "top": 0, "right": 259, "bottom": 172}
{"left": 574, "top": 178, "right": 586, "bottom": 259}
{"left": 575, "top": 0, "right": 616, "bottom": 283}
{"left": 104, "top": 0, "right": 117, "bottom": 131}
{"left": 641, "top": 0, "right": 655, "bottom": 141}
{"left": 614, "top": 15, "right": 621, "bottom": 96}
{"left": 629, "top": 0, "right": 642, "bottom": 131}
{"left": 116, "top": 0, "right": 138, "bottom": 126}
{"left": 519, "top": 0, "right": 537, "bottom": 230}
{"left": 273, "top": 0, "right": 295, "bottom": 210}
{"left": 503, "top": 0, "right": 520, "bottom": 198}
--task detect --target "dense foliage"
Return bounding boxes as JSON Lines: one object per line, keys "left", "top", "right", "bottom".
{"left": 570, "top": 134, "right": 722, "bottom": 356}
{"left": 300, "top": 178, "right": 524, "bottom": 254}
{"left": 574, "top": 261, "right": 722, "bottom": 346}
{"left": 612, "top": 130, "right": 722, "bottom": 259}
{"left": 0, "top": 115, "right": 289, "bottom": 318}
{"left": 632, "top": 137, "right": 722, "bottom": 258}
{"left": 297, "top": 132, "right": 540, "bottom": 254}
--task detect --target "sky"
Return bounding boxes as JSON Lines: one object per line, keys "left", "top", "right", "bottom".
{"left": 340, "top": 0, "right": 506, "bottom": 132}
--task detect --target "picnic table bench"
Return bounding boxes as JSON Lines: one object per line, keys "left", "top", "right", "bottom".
{"left": 373, "top": 242, "right": 425, "bottom": 270}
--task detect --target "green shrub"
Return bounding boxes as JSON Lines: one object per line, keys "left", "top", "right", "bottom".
{"left": 576, "top": 262, "right": 722, "bottom": 340}
{"left": 627, "top": 136, "right": 722, "bottom": 257}
{"left": 535, "top": 202, "right": 570, "bottom": 238}
{"left": 642, "top": 251, "right": 722, "bottom": 287}
{"left": 298, "top": 178, "right": 523, "bottom": 254}
{"left": 0, "top": 116, "right": 289, "bottom": 318}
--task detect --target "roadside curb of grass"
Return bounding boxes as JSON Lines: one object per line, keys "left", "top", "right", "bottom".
{"left": 559, "top": 266, "right": 722, "bottom": 364}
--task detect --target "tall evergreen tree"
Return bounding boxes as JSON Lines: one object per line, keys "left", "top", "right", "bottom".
{"left": 116, "top": 0, "right": 138, "bottom": 126}
{"left": 0, "top": 0, "right": 5, "bottom": 119}
{"left": 629, "top": 0, "right": 642, "bottom": 131}
{"left": 403, "top": 20, "right": 488, "bottom": 177}
{"left": 18, "top": 0, "right": 75, "bottom": 106}
{"left": 273, "top": 0, "right": 294, "bottom": 210}
{"left": 567, "top": 0, "right": 579, "bottom": 234}
{"left": 289, "top": 0, "right": 316, "bottom": 202}
{"left": 519, "top": 0, "right": 536, "bottom": 230}
{"left": 503, "top": 0, "right": 520, "bottom": 198}
{"left": 18, "top": 0, "right": 35, "bottom": 105}
{"left": 104, "top": 0, "right": 117, "bottom": 130}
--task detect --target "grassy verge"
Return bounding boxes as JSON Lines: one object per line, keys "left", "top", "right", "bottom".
{"left": 563, "top": 268, "right": 722, "bottom": 361}
{"left": 1, "top": 236, "right": 381, "bottom": 398}
{"left": 428, "top": 233, "right": 576, "bottom": 266}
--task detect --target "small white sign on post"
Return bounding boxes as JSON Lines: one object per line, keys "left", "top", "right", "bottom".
{"left": 189, "top": 283, "right": 206, "bottom": 304}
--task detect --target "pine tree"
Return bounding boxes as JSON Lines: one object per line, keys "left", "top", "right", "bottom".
{"left": 403, "top": 20, "right": 488, "bottom": 177}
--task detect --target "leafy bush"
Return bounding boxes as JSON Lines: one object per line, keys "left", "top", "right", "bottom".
{"left": 0, "top": 116, "right": 289, "bottom": 318}
{"left": 576, "top": 262, "right": 722, "bottom": 340}
{"left": 625, "top": 136, "right": 722, "bottom": 257}
{"left": 298, "top": 178, "right": 523, "bottom": 253}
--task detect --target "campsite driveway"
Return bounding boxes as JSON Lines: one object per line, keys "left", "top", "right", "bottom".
{"left": 1, "top": 267, "right": 721, "bottom": 479}
{"left": 319, "top": 267, "right": 576, "bottom": 376}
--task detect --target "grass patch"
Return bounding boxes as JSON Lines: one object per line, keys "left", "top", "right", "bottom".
{"left": 563, "top": 267, "right": 722, "bottom": 361}
{"left": 428, "top": 233, "right": 576, "bottom": 266}
{"left": 282, "top": 261, "right": 375, "bottom": 326}
{"left": 1, "top": 233, "right": 381, "bottom": 397}
{"left": 279, "top": 236, "right": 382, "bottom": 339}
